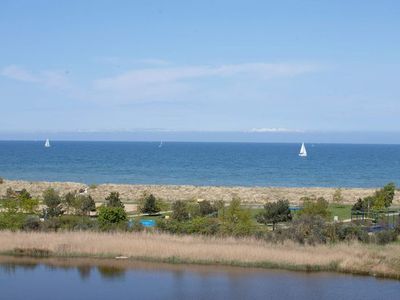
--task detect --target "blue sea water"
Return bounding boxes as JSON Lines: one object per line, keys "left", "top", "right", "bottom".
{"left": 0, "top": 141, "right": 399, "bottom": 187}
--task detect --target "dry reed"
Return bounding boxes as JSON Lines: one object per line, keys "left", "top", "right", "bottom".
{"left": 0, "top": 231, "right": 399, "bottom": 279}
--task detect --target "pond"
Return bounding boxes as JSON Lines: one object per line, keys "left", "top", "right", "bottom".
{"left": 0, "top": 256, "right": 399, "bottom": 300}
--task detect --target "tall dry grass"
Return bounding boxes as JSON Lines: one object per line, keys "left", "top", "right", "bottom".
{"left": 0, "top": 231, "right": 399, "bottom": 278}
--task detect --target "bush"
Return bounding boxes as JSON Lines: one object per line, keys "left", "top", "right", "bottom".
{"left": 75, "top": 195, "right": 96, "bottom": 216}
{"left": 22, "top": 216, "right": 41, "bottom": 231}
{"left": 199, "top": 200, "right": 218, "bottom": 217}
{"left": 157, "top": 217, "right": 220, "bottom": 235}
{"left": 374, "top": 230, "right": 398, "bottom": 245}
{"left": 105, "top": 192, "right": 124, "bottom": 209}
{"left": 336, "top": 223, "right": 369, "bottom": 243}
{"left": 0, "top": 212, "right": 25, "bottom": 230}
{"left": 256, "top": 200, "right": 291, "bottom": 230}
{"left": 289, "top": 215, "right": 327, "bottom": 245}
{"left": 298, "top": 197, "right": 331, "bottom": 219}
{"left": 171, "top": 200, "right": 190, "bottom": 221}
{"left": 219, "top": 197, "right": 254, "bottom": 237}
{"left": 138, "top": 194, "right": 164, "bottom": 214}
{"left": 0, "top": 177, "right": 3, "bottom": 184}
{"left": 43, "top": 188, "right": 63, "bottom": 218}
{"left": 332, "top": 188, "right": 344, "bottom": 204}
{"left": 97, "top": 206, "right": 127, "bottom": 229}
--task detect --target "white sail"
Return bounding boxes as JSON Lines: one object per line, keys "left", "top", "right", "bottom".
{"left": 158, "top": 141, "right": 163, "bottom": 148}
{"left": 45, "top": 139, "right": 50, "bottom": 148}
{"left": 299, "top": 142, "right": 307, "bottom": 157}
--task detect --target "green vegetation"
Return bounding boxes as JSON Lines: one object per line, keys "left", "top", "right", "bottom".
{"left": 0, "top": 183, "right": 398, "bottom": 246}
{"left": 105, "top": 192, "right": 124, "bottom": 209}
{"left": 137, "top": 193, "right": 168, "bottom": 214}
{"left": 0, "top": 177, "right": 3, "bottom": 184}
{"left": 256, "top": 199, "right": 291, "bottom": 230}
{"left": 352, "top": 182, "right": 396, "bottom": 211}
{"left": 298, "top": 196, "right": 331, "bottom": 219}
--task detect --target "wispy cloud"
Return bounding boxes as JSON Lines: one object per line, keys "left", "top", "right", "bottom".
{"left": 1, "top": 65, "right": 70, "bottom": 89}
{"left": 93, "top": 62, "right": 321, "bottom": 101}
{"left": 249, "top": 127, "right": 304, "bottom": 133}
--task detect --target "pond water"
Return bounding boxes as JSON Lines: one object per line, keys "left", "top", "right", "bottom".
{"left": 0, "top": 257, "right": 399, "bottom": 300}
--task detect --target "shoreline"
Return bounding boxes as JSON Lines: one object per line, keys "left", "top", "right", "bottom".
{"left": 1, "top": 179, "right": 398, "bottom": 204}
{"left": 0, "top": 231, "right": 399, "bottom": 280}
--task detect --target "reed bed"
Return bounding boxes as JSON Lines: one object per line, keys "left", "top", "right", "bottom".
{"left": 0, "top": 231, "right": 399, "bottom": 278}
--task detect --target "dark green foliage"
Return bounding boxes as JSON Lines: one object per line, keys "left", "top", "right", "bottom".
{"left": 172, "top": 200, "right": 190, "bottom": 221}
{"left": 97, "top": 206, "right": 127, "bottom": 229}
{"left": 298, "top": 197, "right": 331, "bottom": 219}
{"left": 22, "top": 216, "right": 41, "bottom": 231}
{"left": 219, "top": 197, "right": 254, "bottom": 237}
{"left": 374, "top": 230, "right": 398, "bottom": 245}
{"left": 0, "top": 212, "right": 25, "bottom": 230}
{"left": 352, "top": 183, "right": 396, "bottom": 211}
{"left": 199, "top": 200, "right": 217, "bottom": 216}
{"left": 289, "top": 215, "right": 327, "bottom": 245}
{"left": 373, "top": 182, "right": 396, "bottom": 209}
{"left": 0, "top": 177, "right": 3, "bottom": 184}
{"left": 256, "top": 200, "right": 292, "bottom": 230}
{"left": 105, "top": 192, "right": 124, "bottom": 209}
{"left": 43, "top": 188, "right": 63, "bottom": 218}
{"left": 63, "top": 192, "right": 76, "bottom": 214}
{"left": 140, "top": 194, "right": 160, "bottom": 214}
{"left": 76, "top": 195, "right": 96, "bottom": 216}
{"left": 157, "top": 217, "right": 220, "bottom": 235}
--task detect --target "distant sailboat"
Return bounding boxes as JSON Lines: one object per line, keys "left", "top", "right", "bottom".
{"left": 158, "top": 141, "right": 163, "bottom": 148}
{"left": 44, "top": 139, "right": 51, "bottom": 148}
{"left": 299, "top": 142, "right": 307, "bottom": 157}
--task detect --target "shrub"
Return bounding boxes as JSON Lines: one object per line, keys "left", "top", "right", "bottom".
{"left": 0, "top": 212, "right": 25, "bottom": 231}
{"left": 43, "top": 188, "right": 63, "bottom": 218}
{"left": 97, "top": 206, "right": 127, "bottom": 229}
{"left": 332, "top": 188, "right": 344, "bottom": 204}
{"left": 0, "top": 177, "right": 3, "bottom": 184}
{"left": 298, "top": 197, "right": 331, "bottom": 219}
{"left": 374, "top": 230, "right": 398, "bottom": 245}
{"left": 198, "top": 200, "right": 218, "bottom": 216}
{"left": 157, "top": 217, "right": 220, "bottom": 235}
{"left": 256, "top": 200, "right": 292, "bottom": 230}
{"left": 336, "top": 223, "right": 369, "bottom": 243}
{"left": 105, "top": 192, "right": 124, "bottom": 209}
{"left": 219, "top": 197, "right": 254, "bottom": 237}
{"left": 75, "top": 195, "right": 96, "bottom": 216}
{"left": 138, "top": 193, "right": 163, "bottom": 214}
{"left": 22, "top": 216, "right": 41, "bottom": 231}
{"left": 289, "top": 215, "right": 327, "bottom": 245}
{"left": 171, "top": 200, "right": 190, "bottom": 221}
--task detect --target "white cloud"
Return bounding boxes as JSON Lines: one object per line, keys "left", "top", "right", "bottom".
{"left": 249, "top": 128, "right": 304, "bottom": 133}
{"left": 92, "top": 62, "right": 321, "bottom": 101}
{"left": 1, "top": 65, "right": 70, "bottom": 89}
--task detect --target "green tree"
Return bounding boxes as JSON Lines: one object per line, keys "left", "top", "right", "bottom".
{"left": 75, "top": 195, "right": 96, "bottom": 216}
{"left": 219, "top": 197, "right": 254, "bottom": 236}
{"left": 63, "top": 192, "right": 76, "bottom": 214}
{"left": 257, "top": 200, "right": 292, "bottom": 230}
{"left": 105, "top": 192, "right": 124, "bottom": 209}
{"left": 298, "top": 197, "right": 331, "bottom": 219}
{"left": 43, "top": 188, "right": 63, "bottom": 218}
{"left": 141, "top": 194, "right": 160, "bottom": 214}
{"left": 332, "top": 188, "right": 344, "bottom": 204}
{"left": 373, "top": 182, "right": 396, "bottom": 209}
{"left": 171, "top": 200, "right": 190, "bottom": 221}
{"left": 199, "top": 200, "right": 217, "bottom": 216}
{"left": 97, "top": 206, "right": 127, "bottom": 228}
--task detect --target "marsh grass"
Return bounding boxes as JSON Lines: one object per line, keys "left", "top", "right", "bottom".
{"left": 0, "top": 231, "right": 399, "bottom": 279}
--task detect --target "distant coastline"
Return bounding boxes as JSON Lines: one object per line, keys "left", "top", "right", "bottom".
{"left": 1, "top": 179, "right": 398, "bottom": 205}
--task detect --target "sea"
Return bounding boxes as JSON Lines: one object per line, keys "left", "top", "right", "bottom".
{"left": 0, "top": 141, "right": 399, "bottom": 188}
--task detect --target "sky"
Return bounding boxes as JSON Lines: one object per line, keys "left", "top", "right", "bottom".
{"left": 1, "top": 1, "right": 400, "bottom": 142}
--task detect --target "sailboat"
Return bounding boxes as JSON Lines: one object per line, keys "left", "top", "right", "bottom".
{"left": 298, "top": 142, "right": 307, "bottom": 157}
{"left": 158, "top": 141, "right": 163, "bottom": 148}
{"left": 44, "top": 139, "right": 51, "bottom": 148}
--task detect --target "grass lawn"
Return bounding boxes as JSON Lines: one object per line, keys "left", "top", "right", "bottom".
{"left": 328, "top": 204, "right": 352, "bottom": 221}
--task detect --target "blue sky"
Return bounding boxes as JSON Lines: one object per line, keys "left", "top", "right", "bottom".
{"left": 1, "top": 1, "right": 400, "bottom": 141}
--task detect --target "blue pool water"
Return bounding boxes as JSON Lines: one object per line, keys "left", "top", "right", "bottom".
{"left": 0, "top": 141, "right": 399, "bottom": 187}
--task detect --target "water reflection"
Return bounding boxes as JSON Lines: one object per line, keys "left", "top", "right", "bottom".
{"left": 0, "top": 256, "right": 399, "bottom": 300}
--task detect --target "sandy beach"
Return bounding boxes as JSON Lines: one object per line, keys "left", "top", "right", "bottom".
{"left": 1, "top": 179, "right": 398, "bottom": 205}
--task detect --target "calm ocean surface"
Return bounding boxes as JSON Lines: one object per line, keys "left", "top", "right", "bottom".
{"left": 0, "top": 141, "right": 399, "bottom": 187}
